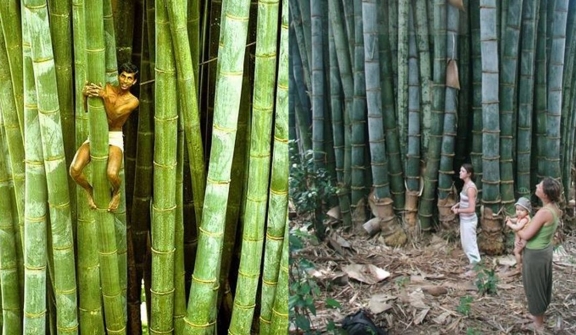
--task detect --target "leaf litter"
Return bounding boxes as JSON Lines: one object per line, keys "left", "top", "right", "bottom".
{"left": 292, "top": 227, "right": 576, "bottom": 334}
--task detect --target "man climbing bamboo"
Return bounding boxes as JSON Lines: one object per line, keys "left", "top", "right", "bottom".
{"left": 70, "top": 62, "right": 139, "bottom": 211}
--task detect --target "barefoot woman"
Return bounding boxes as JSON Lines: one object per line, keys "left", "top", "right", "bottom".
{"left": 69, "top": 62, "right": 139, "bottom": 211}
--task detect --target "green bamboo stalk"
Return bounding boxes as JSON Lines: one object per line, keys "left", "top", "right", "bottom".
{"left": 23, "top": 1, "right": 79, "bottom": 333}
{"left": 388, "top": 0, "right": 398, "bottom": 86}
{"left": 327, "top": 18, "right": 352, "bottom": 227}
{"left": 470, "top": 0, "right": 483, "bottom": 202}
{"left": 418, "top": 0, "right": 446, "bottom": 230}
{"left": 0, "top": 0, "right": 24, "bottom": 135}
{"left": 187, "top": 0, "right": 200, "bottom": 85}
{"left": 259, "top": 3, "right": 288, "bottom": 332}
{"left": 0, "top": 113, "right": 22, "bottom": 335}
{"left": 290, "top": 34, "right": 312, "bottom": 154}
{"left": 397, "top": 0, "right": 409, "bottom": 168}
{"left": 379, "top": 1, "right": 405, "bottom": 214}
{"left": 167, "top": 0, "right": 206, "bottom": 226}
{"left": 71, "top": 0, "right": 105, "bottom": 333}
{"left": 184, "top": 0, "right": 251, "bottom": 332}
{"left": 480, "top": 0, "right": 501, "bottom": 215}
{"left": 47, "top": 0, "right": 76, "bottom": 221}
{"left": 104, "top": 0, "right": 119, "bottom": 83}
{"left": 297, "top": 0, "right": 312, "bottom": 70}
{"left": 341, "top": 0, "right": 354, "bottom": 61}
{"left": 328, "top": 0, "right": 353, "bottom": 196}
{"left": 499, "top": 0, "right": 524, "bottom": 213}
{"left": 0, "top": 19, "right": 25, "bottom": 293}
{"left": 85, "top": 1, "right": 126, "bottom": 333}
{"left": 151, "top": 0, "right": 178, "bottom": 333}
{"left": 405, "top": 6, "right": 421, "bottom": 228}
{"left": 437, "top": 3, "right": 459, "bottom": 205}
{"left": 112, "top": 0, "right": 135, "bottom": 65}
{"left": 455, "top": 0, "right": 471, "bottom": 170}
{"left": 412, "top": 0, "right": 432, "bottom": 157}
{"left": 363, "top": 0, "right": 390, "bottom": 203}
{"left": 516, "top": 0, "right": 539, "bottom": 198}
{"left": 174, "top": 111, "right": 186, "bottom": 335}
{"left": 533, "top": 0, "right": 547, "bottom": 183}
{"left": 561, "top": 1, "right": 576, "bottom": 191}
{"left": 229, "top": 0, "right": 278, "bottom": 330}
{"left": 268, "top": 223, "right": 288, "bottom": 334}
{"left": 311, "top": 0, "right": 326, "bottom": 169}
{"left": 22, "top": 18, "right": 48, "bottom": 334}
{"left": 289, "top": 1, "right": 311, "bottom": 90}
{"left": 350, "top": 0, "right": 367, "bottom": 212}
{"left": 545, "top": 0, "right": 568, "bottom": 181}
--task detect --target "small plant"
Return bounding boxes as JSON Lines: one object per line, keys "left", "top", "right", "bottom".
{"left": 474, "top": 264, "right": 499, "bottom": 295}
{"left": 394, "top": 276, "right": 409, "bottom": 289}
{"left": 457, "top": 295, "right": 473, "bottom": 316}
{"left": 466, "top": 327, "right": 481, "bottom": 335}
{"left": 289, "top": 143, "right": 337, "bottom": 240}
{"left": 289, "top": 226, "right": 341, "bottom": 334}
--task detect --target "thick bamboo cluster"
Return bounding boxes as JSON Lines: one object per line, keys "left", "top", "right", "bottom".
{"left": 0, "top": 0, "right": 288, "bottom": 334}
{"left": 291, "top": 0, "right": 576, "bottom": 254}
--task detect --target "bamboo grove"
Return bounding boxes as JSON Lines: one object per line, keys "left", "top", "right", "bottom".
{"left": 0, "top": 0, "right": 288, "bottom": 334}
{"left": 290, "top": 0, "right": 576, "bottom": 253}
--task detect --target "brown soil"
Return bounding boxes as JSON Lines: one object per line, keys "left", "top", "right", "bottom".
{"left": 290, "top": 223, "right": 576, "bottom": 335}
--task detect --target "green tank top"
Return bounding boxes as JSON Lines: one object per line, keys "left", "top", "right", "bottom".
{"left": 526, "top": 206, "right": 558, "bottom": 250}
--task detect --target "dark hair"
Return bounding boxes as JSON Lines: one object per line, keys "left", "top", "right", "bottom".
{"left": 541, "top": 177, "right": 561, "bottom": 203}
{"left": 461, "top": 163, "right": 474, "bottom": 179}
{"left": 119, "top": 62, "right": 139, "bottom": 77}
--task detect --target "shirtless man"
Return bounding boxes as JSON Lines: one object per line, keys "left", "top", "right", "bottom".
{"left": 70, "top": 62, "right": 139, "bottom": 211}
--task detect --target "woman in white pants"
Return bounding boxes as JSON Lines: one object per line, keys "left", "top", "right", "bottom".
{"left": 451, "top": 164, "right": 481, "bottom": 273}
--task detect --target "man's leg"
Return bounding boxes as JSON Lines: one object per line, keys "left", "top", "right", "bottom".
{"left": 69, "top": 142, "right": 96, "bottom": 209}
{"left": 107, "top": 145, "right": 123, "bottom": 211}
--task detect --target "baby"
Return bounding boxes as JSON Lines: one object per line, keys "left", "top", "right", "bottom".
{"left": 505, "top": 197, "right": 532, "bottom": 271}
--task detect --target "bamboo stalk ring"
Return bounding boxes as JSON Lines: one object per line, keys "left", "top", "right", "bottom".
{"left": 233, "top": 301, "right": 257, "bottom": 310}
{"left": 106, "top": 325, "right": 127, "bottom": 334}
{"left": 265, "top": 232, "right": 284, "bottom": 240}
{"left": 150, "top": 246, "right": 176, "bottom": 255}
{"left": 199, "top": 226, "right": 223, "bottom": 238}
{"left": 24, "top": 310, "right": 47, "bottom": 318}
{"left": 259, "top": 316, "right": 272, "bottom": 324}
{"left": 191, "top": 274, "right": 216, "bottom": 284}
{"left": 150, "top": 287, "right": 176, "bottom": 296}
{"left": 271, "top": 307, "right": 288, "bottom": 317}
{"left": 183, "top": 317, "right": 216, "bottom": 328}
{"left": 238, "top": 269, "right": 260, "bottom": 278}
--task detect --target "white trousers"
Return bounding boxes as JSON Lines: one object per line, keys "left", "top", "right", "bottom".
{"left": 460, "top": 214, "right": 481, "bottom": 264}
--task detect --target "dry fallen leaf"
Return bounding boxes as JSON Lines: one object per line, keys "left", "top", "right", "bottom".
{"left": 497, "top": 255, "right": 517, "bottom": 267}
{"left": 433, "top": 311, "right": 452, "bottom": 325}
{"left": 414, "top": 308, "right": 430, "bottom": 325}
{"left": 422, "top": 285, "right": 448, "bottom": 296}
{"left": 368, "top": 293, "right": 396, "bottom": 314}
{"left": 408, "top": 289, "right": 429, "bottom": 309}
{"left": 342, "top": 263, "right": 391, "bottom": 285}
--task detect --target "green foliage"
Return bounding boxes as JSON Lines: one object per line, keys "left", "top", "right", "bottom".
{"left": 394, "top": 276, "right": 409, "bottom": 289}
{"left": 474, "top": 264, "right": 499, "bottom": 295}
{"left": 466, "top": 327, "right": 481, "bottom": 335}
{"left": 289, "top": 227, "right": 341, "bottom": 334}
{"left": 289, "top": 142, "right": 337, "bottom": 228}
{"left": 457, "top": 295, "right": 473, "bottom": 316}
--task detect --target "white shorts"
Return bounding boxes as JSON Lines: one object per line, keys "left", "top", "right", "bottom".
{"left": 83, "top": 131, "right": 124, "bottom": 152}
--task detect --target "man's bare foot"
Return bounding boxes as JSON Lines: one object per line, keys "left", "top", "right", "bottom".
{"left": 85, "top": 190, "right": 97, "bottom": 209}
{"left": 108, "top": 192, "right": 121, "bottom": 212}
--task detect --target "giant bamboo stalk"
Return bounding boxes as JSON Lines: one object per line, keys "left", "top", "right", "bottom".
{"left": 0, "top": 113, "right": 22, "bottom": 335}
{"left": 184, "top": 0, "right": 251, "bottom": 332}
{"left": 397, "top": 0, "right": 409, "bottom": 168}
{"left": 479, "top": 0, "right": 503, "bottom": 255}
{"left": 561, "top": 1, "right": 576, "bottom": 191}
{"left": 0, "top": 0, "right": 24, "bottom": 135}
{"left": 311, "top": 0, "right": 326, "bottom": 170}
{"left": 412, "top": 0, "right": 432, "bottom": 157}
{"left": 259, "top": 3, "right": 288, "bottom": 332}
{"left": 0, "top": 19, "right": 25, "bottom": 290}
{"left": 269, "top": 223, "right": 288, "bottom": 334}
{"left": 455, "top": 0, "right": 471, "bottom": 171}
{"left": 545, "top": 0, "right": 569, "bottom": 180}
{"left": 533, "top": 0, "right": 547, "bottom": 184}
{"left": 437, "top": 3, "right": 460, "bottom": 232}
{"left": 85, "top": 1, "right": 125, "bottom": 332}
{"left": 499, "top": 0, "right": 524, "bottom": 214}
{"left": 229, "top": 0, "right": 278, "bottom": 330}
{"left": 418, "top": 0, "right": 446, "bottom": 230}
{"left": 516, "top": 0, "right": 539, "bottom": 198}
{"left": 350, "top": 0, "right": 367, "bottom": 214}
{"left": 71, "top": 0, "right": 105, "bottom": 333}
{"left": 150, "top": 0, "right": 177, "bottom": 332}
{"left": 24, "top": 1, "right": 79, "bottom": 332}
{"left": 47, "top": 0, "right": 76, "bottom": 220}
{"left": 22, "top": 18, "right": 48, "bottom": 334}
{"left": 167, "top": 0, "right": 206, "bottom": 226}
{"left": 470, "top": 0, "right": 483, "bottom": 203}
{"left": 405, "top": 6, "right": 421, "bottom": 234}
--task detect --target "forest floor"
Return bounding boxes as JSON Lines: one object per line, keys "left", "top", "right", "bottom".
{"left": 290, "top": 216, "right": 576, "bottom": 335}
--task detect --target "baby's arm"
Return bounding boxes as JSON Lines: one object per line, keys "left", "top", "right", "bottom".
{"left": 506, "top": 217, "right": 528, "bottom": 231}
